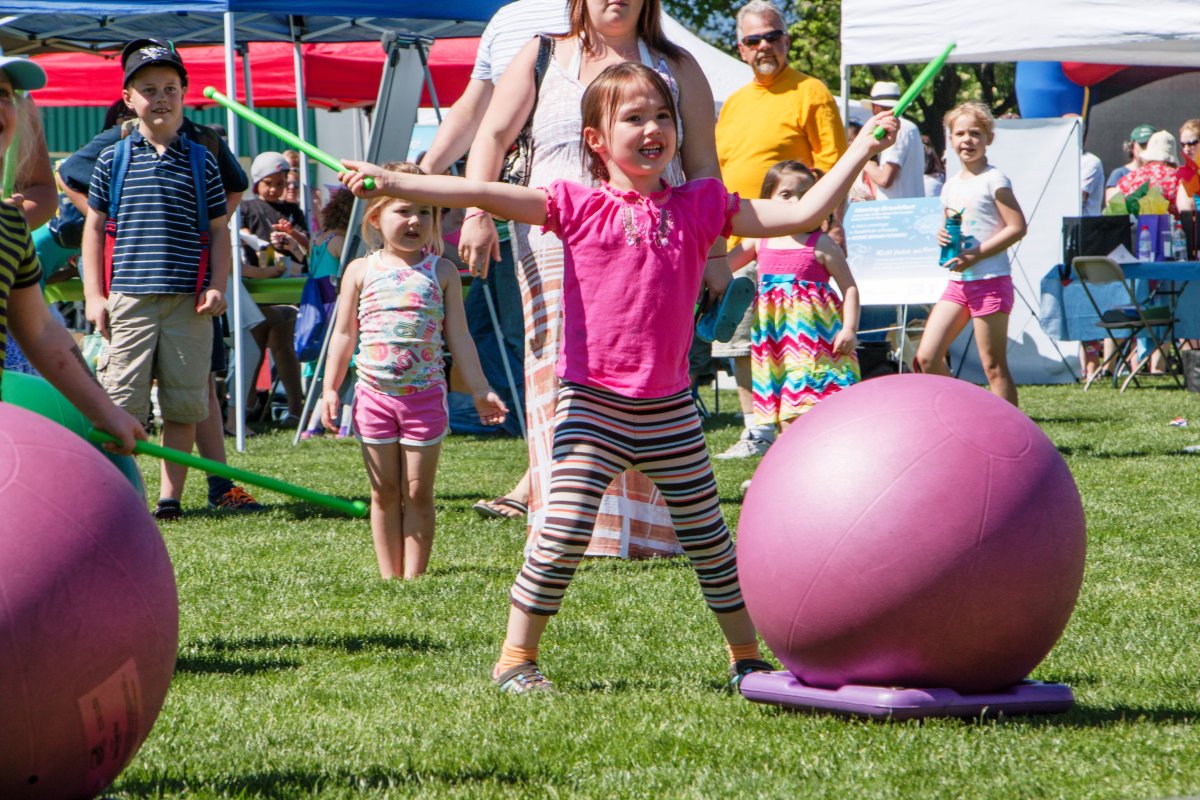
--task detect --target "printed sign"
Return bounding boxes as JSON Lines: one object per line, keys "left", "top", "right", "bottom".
{"left": 844, "top": 197, "right": 947, "bottom": 305}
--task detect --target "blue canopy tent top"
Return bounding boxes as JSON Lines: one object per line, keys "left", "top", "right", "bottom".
{"left": 0, "top": 2, "right": 502, "bottom": 53}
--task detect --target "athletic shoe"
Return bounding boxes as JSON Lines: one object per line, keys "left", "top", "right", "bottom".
{"left": 714, "top": 435, "right": 772, "bottom": 460}
{"left": 208, "top": 485, "right": 267, "bottom": 512}
{"left": 494, "top": 661, "right": 555, "bottom": 694}
{"left": 728, "top": 658, "right": 775, "bottom": 689}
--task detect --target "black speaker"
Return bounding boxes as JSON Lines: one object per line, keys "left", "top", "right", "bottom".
{"left": 857, "top": 341, "right": 898, "bottom": 380}
{"left": 1062, "top": 216, "right": 1134, "bottom": 269}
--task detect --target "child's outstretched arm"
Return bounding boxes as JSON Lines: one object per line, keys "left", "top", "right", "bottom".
{"left": 7, "top": 284, "right": 146, "bottom": 454}
{"left": 943, "top": 187, "right": 1027, "bottom": 273}
{"left": 339, "top": 160, "right": 548, "bottom": 228}
{"left": 437, "top": 259, "right": 507, "bottom": 426}
{"left": 727, "top": 239, "right": 758, "bottom": 271}
{"left": 730, "top": 112, "right": 899, "bottom": 240}
{"left": 814, "top": 234, "right": 860, "bottom": 356}
{"left": 321, "top": 258, "right": 366, "bottom": 431}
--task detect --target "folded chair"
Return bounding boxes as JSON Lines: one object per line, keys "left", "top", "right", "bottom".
{"left": 1072, "top": 256, "right": 1183, "bottom": 392}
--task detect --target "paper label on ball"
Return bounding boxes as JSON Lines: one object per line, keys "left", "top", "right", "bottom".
{"left": 77, "top": 658, "right": 142, "bottom": 793}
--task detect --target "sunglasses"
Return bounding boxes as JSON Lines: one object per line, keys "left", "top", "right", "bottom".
{"left": 741, "top": 29, "right": 785, "bottom": 47}
{"left": 1182, "top": 139, "right": 1200, "bottom": 148}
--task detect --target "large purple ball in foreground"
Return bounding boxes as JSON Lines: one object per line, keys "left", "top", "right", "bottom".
{"left": 738, "top": 374, "right": 1086, "bottom": 694}
{"left": 0, "top": 404, "right": 177, "bottom": 799}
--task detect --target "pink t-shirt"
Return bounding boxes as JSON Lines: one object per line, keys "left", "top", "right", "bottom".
{"left": 542, "top": 177, "right": 739, "bottom": 398}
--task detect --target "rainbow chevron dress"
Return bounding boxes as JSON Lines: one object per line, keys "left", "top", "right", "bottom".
{"left": 750, "top": 232, "right": 860, "bottom": 425}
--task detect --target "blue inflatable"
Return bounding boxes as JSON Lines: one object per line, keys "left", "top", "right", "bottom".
{"left": 1016, "top": 62, "right": 1085, "bottom": 119}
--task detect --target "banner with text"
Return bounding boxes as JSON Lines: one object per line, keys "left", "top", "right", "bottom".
{"left": 844, "top": 196, "right": 946, "bottom": 305}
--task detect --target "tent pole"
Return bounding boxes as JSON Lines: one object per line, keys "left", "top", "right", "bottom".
{"left": 840, "top": 61, "right": 851, "bottom": 136}
{"left": 414, "top": 37, "right": 445, "bottom": 124}
{"left": 224, "top": 11, "right": 247, "bottom": 452}
{"left": 239, "top": 42, "right": 259, "bottom": 160}
{"left": 290, "top": 17, "right": 314, "bottom": 228}
{"left": 289, "top": 17, "right": 318, "bottom": 442}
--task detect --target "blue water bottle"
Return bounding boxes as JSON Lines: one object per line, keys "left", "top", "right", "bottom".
{"left": 939, "top": 211, "right": 963, "bottom": 267}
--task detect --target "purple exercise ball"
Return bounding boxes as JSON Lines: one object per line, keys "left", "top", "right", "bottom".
{"left": 738, "top": 374, "right": 1086, "bottom": 695}
{"left": 0, "top": 404, "right": 177, "bottom": 799}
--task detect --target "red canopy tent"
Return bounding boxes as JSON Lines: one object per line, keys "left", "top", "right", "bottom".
{"left": 30, "top": 38, "right": 480, "bottom": 109}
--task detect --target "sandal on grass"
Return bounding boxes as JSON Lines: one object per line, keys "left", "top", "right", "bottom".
{"left": 473, "top": 496, "right": 528, "bottom": 520}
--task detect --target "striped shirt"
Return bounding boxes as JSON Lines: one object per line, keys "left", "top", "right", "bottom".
{"left": 88, "top": 130, "right": 226, "bottom": 295}
{"left": 471, "top": 0, "right": 569, "bottom": 83}
{"left": 0, "top": 202, "right": 43, "bottom": 370}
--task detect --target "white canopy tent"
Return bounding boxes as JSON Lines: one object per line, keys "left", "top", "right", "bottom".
{"left": 841, "top": 0, "right": 1200, "bottom": 67}
{"left": 839, "top": 0, "right": 1200, "bottom": 384}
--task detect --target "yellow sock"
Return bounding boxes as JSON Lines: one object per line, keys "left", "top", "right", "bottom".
{"left": 494, "top": 642, "right": 539, "bottom": 677}
{"left": 728, "top": 642, "right": 761, "bottom": 665}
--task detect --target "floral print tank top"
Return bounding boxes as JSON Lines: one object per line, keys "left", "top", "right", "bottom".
{"left": 356, "top": 251, "right": 445, "bottom": 396}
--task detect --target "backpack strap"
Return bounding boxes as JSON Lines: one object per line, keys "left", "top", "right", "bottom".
{"left": 189, "top": 137, "right": 211, "bottom": 302}
{"left": 102, "top": 135, "right": 133, "bottom": 296}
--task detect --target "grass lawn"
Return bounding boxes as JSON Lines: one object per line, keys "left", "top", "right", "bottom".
{"left": 109, "top": 382, "right": 1200, "bottom": 799}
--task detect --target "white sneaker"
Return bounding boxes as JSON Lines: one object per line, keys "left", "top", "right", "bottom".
{"left": 715, "top": 435, "right": 772, "bottom": 460}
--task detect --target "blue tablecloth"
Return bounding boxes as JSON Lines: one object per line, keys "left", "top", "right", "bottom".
{"left": 1039, "top": 261, "right": 1200, "bottom": 341}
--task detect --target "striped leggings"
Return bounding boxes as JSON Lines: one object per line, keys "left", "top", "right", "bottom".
{"left": 510, "top": 382, "right": 745, "bottom": 616}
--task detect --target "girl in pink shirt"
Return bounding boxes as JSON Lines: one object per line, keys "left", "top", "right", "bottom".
{"left": 341, "top": 63, "right": 898, "bottom": 693}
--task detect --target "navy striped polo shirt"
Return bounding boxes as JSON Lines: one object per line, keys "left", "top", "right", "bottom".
{"left": 89, "top": 130, "right": 227, "bottom": 295}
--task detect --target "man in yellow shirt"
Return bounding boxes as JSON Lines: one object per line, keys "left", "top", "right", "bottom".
{"left": 713, "top": 0, "right": 847, "bottom": 460}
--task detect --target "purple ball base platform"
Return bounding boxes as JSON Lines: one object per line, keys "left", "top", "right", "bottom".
{"left": 740, "top": 672, "right": 1074, "bottom": 720}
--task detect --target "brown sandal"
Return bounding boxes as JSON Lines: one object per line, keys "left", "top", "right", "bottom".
{"left": 473, "top": 496, "right": 528, "bottom": 520}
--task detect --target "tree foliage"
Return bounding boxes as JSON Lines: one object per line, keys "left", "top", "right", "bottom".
{"left": 663, "top": 0, "right": 1017, "bottom": 151}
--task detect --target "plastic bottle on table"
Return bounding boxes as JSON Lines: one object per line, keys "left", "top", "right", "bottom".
{"left": 1138, "top": 225, "right": 1153, "bottom": 262}
{"left": 1160, "top": 225, "right": 1174, "bottom": 260}
{"left": 1172, "top": 220, "right": 1189, "bottom": 261}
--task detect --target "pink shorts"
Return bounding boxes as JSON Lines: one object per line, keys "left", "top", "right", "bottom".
{"left": 353, "top": 383, "right": 448, "bottom": 446}
{"left": 940, "top": 275, "right": 1014, "bottom": 317}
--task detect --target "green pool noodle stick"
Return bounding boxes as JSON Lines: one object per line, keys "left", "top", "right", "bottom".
{"left": 86, "top": 429, "right": 368, "bottom": 518}
{"left": 873, "top": 43, "right": 957, "bottom": 139}
{"left": 203, "top": 86, "right": 375, "bottom": 190}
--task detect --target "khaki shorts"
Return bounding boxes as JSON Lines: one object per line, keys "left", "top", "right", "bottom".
{"left": 98, "top": 293, "right": 212, "bottom": 424}
{"left": 710, "top": 262, "right": 757, "bottom": 358}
